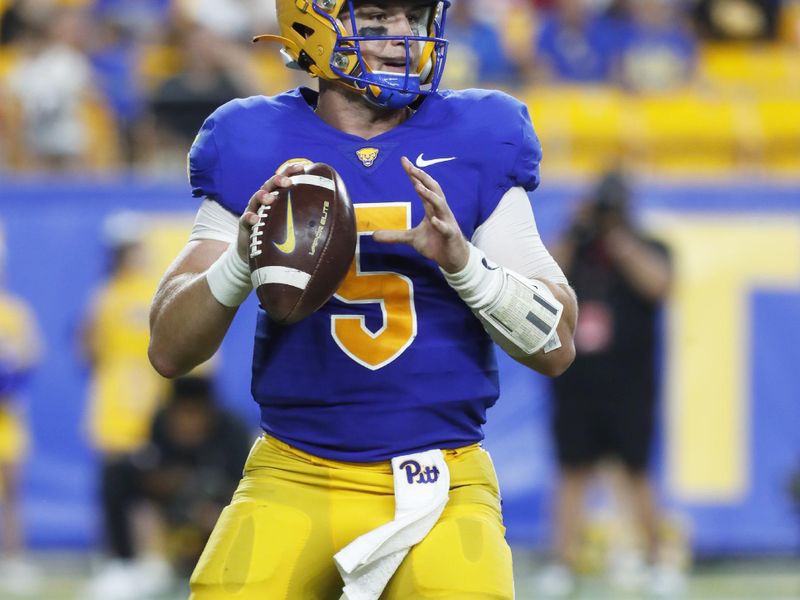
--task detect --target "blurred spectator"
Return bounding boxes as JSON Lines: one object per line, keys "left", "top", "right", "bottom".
{"left": 531, "top": 0, "right": 620, "bottom": 84}
{"left": 0, "top": 0, "right": 23, "bottom": 45}
{"left": 87, "top": 12, "right": 147, "bottom": 165}
{"left": 174, "top": 0, "right": 276, "bottom": 42}
{"left": 790, "top": 461, "right": 800, "bottom": 540}
{"left": 537, "top": 171, "right": 681, "bottom": 597}
{"left": 614, "top": 0, "right": 697, "bottom": 93}
{"left": 79, "top": 375, "right": 251, "bottom": 592}
{"left": 143, "top": 23, "right": 257, "bottom": 172}
{"left": 80, "top": 212, "right": 169, "bottom": 600}
{"left": 692, "top": 0, "right": 781, "bottom": 41}
{"left": 443, "top": 0, "right": 523, "bottom": 88}
{"left": 0, "top": 0, "right": 55, "bottom": 46}
{"left": 92, "top": 0, "right": 173, "bottom": 40}
{"left": 4, "top": 6, "right": 97, "bottom": 170}
{"left": 0, "top": 221, "right": 43, "bottom": 596}
{"left": 136, "top": 376, "right": 252, "bottom": 577}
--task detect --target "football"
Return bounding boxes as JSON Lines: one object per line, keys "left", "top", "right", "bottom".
{"left": 248, "top": 163, "right": 357, "bottom": 325}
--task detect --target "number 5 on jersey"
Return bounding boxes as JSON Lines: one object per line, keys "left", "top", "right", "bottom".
{"left": 332, "top": 203, "right": 417, "bottom": 370}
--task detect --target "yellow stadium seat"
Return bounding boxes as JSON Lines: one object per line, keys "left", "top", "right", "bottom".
{"left": 625, "top": 91, "right": 747, "bottom": 174}
{"left": 524, "top": 83, "right": 800, "bottom": 176}
{"left": 700, "top": 44, "right": 800, "bottom": 95}
{"left": 525, "top": 85, "right": 626, "bottom": 176}
{"left": 754, "top": 97, "right": 800, "bottom": 174}
{"left": 523, "top": 86, "right": 575, "bottom": 175}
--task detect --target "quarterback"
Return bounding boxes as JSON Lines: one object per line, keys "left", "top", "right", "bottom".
{"left": 149, "top": 0, "right": 577, "bottom": 598}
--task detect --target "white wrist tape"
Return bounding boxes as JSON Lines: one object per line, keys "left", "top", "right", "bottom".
{"left": 442, "top": 244, "right": 564, "bottom": 356}
{"left": 205, "top": 243, "right": 253, "bottom": 307}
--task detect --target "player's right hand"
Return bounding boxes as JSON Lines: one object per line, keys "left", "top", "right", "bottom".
{"left": 237, "top": 163, "right": 307, "bottom": 262}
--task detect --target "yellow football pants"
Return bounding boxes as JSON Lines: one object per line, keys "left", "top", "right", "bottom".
{"left": 189, "top": 436, "right": 514, "bottom": 599}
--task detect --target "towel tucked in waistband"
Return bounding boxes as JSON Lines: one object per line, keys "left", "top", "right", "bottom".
{"left": 334, "top": 449, "right": 450, "bottom": 600}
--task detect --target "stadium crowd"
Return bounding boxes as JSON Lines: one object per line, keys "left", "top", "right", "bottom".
{"left": 0, "top": 0, "right": 795, "bottom": 174}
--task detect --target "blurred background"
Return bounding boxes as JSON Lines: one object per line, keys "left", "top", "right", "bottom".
{"left": 0, "top": 0, "right": 799, "bottom": 598}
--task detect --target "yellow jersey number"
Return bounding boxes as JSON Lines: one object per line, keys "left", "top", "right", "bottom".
{"left": 332, "top": 203, "right": 417, "bottom": 370}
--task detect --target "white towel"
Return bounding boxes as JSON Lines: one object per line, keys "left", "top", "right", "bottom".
{"left": 334, "top": 449, "right": 450, "bottom": 600}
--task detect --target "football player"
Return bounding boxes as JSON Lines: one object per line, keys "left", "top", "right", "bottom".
{"left": 149, "top": 1, "right": 578, "bottom": 598}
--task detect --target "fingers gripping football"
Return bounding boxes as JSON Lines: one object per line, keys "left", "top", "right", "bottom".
{"left": 373, "top": 156, "right": 469, "bottom": 273}
{"left": 247, "top": 163, "right": 357, "bottom": 325}
{"left": 237, "top": 163, "right": 307, "bottom": 261}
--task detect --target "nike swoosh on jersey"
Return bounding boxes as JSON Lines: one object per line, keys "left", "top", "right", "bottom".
{"left": 415, "top": 153, "right": 457, "bottom": 168}
{"left": 273, "top": 192, "right": 296, "bottom": 254}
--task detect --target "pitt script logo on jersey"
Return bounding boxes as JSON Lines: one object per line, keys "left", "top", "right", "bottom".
{"left": 399, "top": 460, "right": 440, "bottom": 484}
{"left": 273, "top": 191, "right": 296, "bottom": 254}
{"left": 356, "top": 147, "right": 380, "bottom": 167}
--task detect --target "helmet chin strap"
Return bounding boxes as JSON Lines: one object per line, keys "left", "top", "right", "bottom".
{"left": 418, "top": 56, "right": 433, "bottom": 83}
{"left": 360, "top": 71, "right": 422, "bottom": 109}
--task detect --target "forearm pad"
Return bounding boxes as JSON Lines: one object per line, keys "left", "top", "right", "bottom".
{"left": 442, "top": 244, "right": 563, "bottom": 357}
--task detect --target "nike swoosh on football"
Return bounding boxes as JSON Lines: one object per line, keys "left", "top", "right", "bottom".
{"left": 273, "top": 192, "right": 296, "bottom": 254}
{"left": 415, "top": 153, "right": 457, "bottom": 168}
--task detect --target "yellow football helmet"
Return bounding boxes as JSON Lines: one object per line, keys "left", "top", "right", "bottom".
{"left": 255, "top": 0, "right": 451, "bottom": 109}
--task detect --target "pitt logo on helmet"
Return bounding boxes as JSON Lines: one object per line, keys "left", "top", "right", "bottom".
{"left": 255, "top": 0, "right": 452, "bottom": 110}
{"left": 356, "top": 147, "right": 379, "bottom": 167}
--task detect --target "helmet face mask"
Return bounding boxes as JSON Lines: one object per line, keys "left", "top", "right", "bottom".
{"left": 265, "top": 0, "right": 451, "bottom": 109}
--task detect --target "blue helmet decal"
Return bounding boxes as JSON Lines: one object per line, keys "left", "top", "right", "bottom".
{"left": 313, "top": 0, "right": 451, "bottom": 108}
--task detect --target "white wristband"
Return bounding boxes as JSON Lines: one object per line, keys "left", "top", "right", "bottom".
{"left": 441, "top": 244, "right": 504, "bottom": 310}
{"left": 205, "top": 243, "right": 253, "bottom": 307}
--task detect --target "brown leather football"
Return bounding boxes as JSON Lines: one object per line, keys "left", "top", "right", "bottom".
{"left": 248, "top": 163, "right": 356, "bottom": 325}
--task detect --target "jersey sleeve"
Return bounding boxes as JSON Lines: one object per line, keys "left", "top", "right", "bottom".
{"left": 188, "top": 116, "right": 221, "bottom": 201}
{"left": 186, "top": 96, "right": 285, "bottom": 217}
{"left": 477, "top": 92, "right": 543, "bottom": 225}
{"left": 508, "top": 102, "right": 542, "bottom": 193}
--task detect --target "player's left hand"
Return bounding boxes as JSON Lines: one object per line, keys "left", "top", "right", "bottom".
{"left": 373, "top": 156, "right": 470, "bottom": 273}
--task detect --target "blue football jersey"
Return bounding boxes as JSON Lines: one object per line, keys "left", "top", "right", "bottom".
{"left": 189, "top": 87, "right": 542, "bottom": 461}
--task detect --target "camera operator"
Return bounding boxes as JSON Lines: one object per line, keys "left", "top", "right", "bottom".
{"left": 537, "top": 170, "right": 680, "bottom": 597}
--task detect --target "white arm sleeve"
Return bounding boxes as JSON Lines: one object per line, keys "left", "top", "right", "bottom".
{"left": 472, "top": 187, "right": 568, "bottom": 285}
{"left": 189, "top": 199, "right": 239, "bottom": 244}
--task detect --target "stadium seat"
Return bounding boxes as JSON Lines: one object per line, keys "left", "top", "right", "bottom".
{"left": 525, "top": 86, "right": 626, "bottom": 176}
{"left": 754, "top": 98, "right": 800, "bottom": 174}
{"left": 625, "top": 91, "right": 745, "bottom": 174}
{"left": 700, "top": 44, "right": 800, "bottom": 96}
